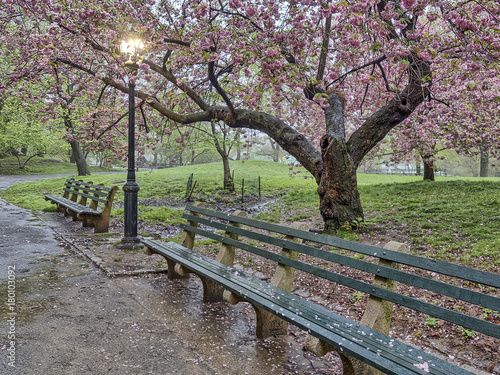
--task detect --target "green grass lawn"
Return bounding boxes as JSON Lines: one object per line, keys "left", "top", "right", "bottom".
{"left": 0, "top": 160, "right": 316, "bottom": 210}
{"left": 362, "top": 179, "right": 500, "bottom": 267}
{"left": 1, "top": 160, "right": 499, "bottom": 269}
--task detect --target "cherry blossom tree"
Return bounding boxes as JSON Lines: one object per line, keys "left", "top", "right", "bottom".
{"left": 384, "top": 76, "right": 500, "bottom": 180}
{"left": 1, "top": 0, "right": 499, "bottom": 231}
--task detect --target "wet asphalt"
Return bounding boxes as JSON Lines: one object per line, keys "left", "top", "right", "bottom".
{"left": 0, "top": 174, "right": 335, "bottom": 375}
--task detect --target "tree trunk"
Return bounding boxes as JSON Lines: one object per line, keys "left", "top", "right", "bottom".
{"left": 68, "top": 149, "right": 75, "bottom": 163}
{"left": 480, "top": 143, "right": 489, "bottom": 177}
{"left": 211, "top": 121, "right": 235, "bottom": 191}
{"left": 233, "top": 132, "right": 241, "bottom": 161}
{"left": 270, "top": 138, "right": 281, "bottom": 162}
{"left": 70, "top": 140, "right": 91, "bottom": 176}
{"left": 318, "top": 135, "right": 363, "bottom": 232}
{"left": 222, "top": 153, "right": 234, "bottom": 191}
{"left": 61, "top": 103, "right": 90, "bottom": 176}
{"left": 190, "top": 149, "right": 196, "bottom": 165}
{"left": 423, "top": 159, "right": 435, "bottom": 181}
{"left": 231, "top": 70, "right": 429, "bottom": 231}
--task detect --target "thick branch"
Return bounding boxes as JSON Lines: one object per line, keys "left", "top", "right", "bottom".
{"left": 303, "top": 85, "right": 345, "bottom": 139}
{"left": 144, "top": 59, "right": 210, "bottom": 111}
{"left": 208, "top": 60, "right": 236, "bottom": 123}
{"left": 223, "top": 109, "right": 322, "bottom": 180}
{"left": 348, "top": 54, "right": 432, "bottom": 167}
{"left": 316, "top": 15, "right": 332, "bottom": 83}
{"left": 101, "top": 77, "right": 211, "bottom": 124}
{"left": 163, "top": 38, "right": 191, "bottom": 47}
{"left": 55, "top": 57, "right": 212, "bottom": 125}
{"left": 56, "top": 57, "right": 319, "bottom": 181}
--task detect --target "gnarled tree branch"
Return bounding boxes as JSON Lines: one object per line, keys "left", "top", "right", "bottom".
{"left": 208, "top": 60, "right": 236, "bottom": 123}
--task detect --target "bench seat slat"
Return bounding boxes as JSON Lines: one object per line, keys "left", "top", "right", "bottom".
{"left": 184, "top": 205, "right": 500, "bottom": 288}
{"left": 182, "top": 215, "right": 500, "bottom": 312}
{"left": 44, "top": 195, "right": 101, "bottom": 215}
{"left": 180, "top": 222, "right": 500, "bottom": 339}
{"left": 142, "top": 239, "right": 474, "bottom": 375}
{"left": 211, "top": 262, "right": 461, "bottom": 375}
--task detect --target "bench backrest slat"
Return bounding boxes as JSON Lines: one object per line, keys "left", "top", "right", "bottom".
{"left": 184, "top": 205, "right": 500, "bottom": 288}
{"left": 62, "top": 188, "right": 108, "bottom": 204}
{"left": 181, "top": 221, "right": 500, "bottom": 339}
{"left": 64, "top": 182, "right": 111, "bottom": 197}
{"left": 66, "top": 179, "right": 113, "bottom": 192}
{"left": 182, "top": 214, "right": 500, "bottom": 312}
{"left": 63, "top": 179, "right": 114, "bottom": 208}
{"left": 79, "top": 187, "right": 109, "bottom": 197}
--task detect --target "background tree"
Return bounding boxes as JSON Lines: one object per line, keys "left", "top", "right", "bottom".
{"left": 188, "top": 121, "right": 246, "bottom": 190}
{"left": 1, "top": 0, "right": 499, "bottom": 231}
{"left": 0, "top": 93, "right": 67, "bottom": 170}
{"left": 56, "top": 80, "right": 91, "bottom": 175}
{"left": 384, "top": 62, "right": 500, "bottom": 180}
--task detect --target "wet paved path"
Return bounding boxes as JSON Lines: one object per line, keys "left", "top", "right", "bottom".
{"left": 0, "top": 174, "right": 335, "bottom": 374}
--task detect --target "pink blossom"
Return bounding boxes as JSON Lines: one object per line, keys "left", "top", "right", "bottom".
{"left": 401, "top": 0, "right": 418, "bottom": 10}
{"left": 418, "top": 51, "right": 432, "bottom": 61}
{"left": 360, "top": 74, "right": 371, "bottom": 84}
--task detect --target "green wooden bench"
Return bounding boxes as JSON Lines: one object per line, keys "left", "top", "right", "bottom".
{"left": 143, "top": 203, "right": 500, "bottom": 375}
{"left": 45, "top": 178, "right": 118, "bottom": 233}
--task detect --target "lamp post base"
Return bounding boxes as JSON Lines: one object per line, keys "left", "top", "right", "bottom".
{"left": 117, "top": 236, "right": 144, "bottom": 250}
{"left": 119, "top": 179, "right": 142, "bottom": 250}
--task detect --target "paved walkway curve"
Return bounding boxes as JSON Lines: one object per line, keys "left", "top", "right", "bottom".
{"left": 0, "top": 173, "right": 81, "bottom": 190}
{"left": 0, "top": 174, "right": 77, "bottom": 280}
{"left": 0, "top": 173, "right": 335, "bottom": 375}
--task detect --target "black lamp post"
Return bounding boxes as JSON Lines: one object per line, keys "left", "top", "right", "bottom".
{"left": 119, "top": 38, "right": 143, "bottom": 249}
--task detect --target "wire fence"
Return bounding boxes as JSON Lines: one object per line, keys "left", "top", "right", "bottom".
{"left": 185, "top": 173, "right": 261, "bottom": 203}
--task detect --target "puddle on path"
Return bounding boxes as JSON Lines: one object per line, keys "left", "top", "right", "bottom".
{"left": 123, "top": 274, "right": 340, "bottom": 374}
{"left": 0, "top": 253, "right": 90, "bottom": 326}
